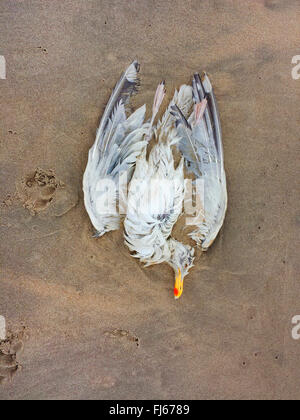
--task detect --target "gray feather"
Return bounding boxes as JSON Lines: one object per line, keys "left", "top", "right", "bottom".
{"left": 83, "top": 62, "right": 148, "bottom": 236}
{"left": 93, "top": 60, "right": 140, "bottom": 158}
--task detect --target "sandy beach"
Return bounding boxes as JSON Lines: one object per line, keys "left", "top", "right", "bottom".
{"left": 0, "top": 0, "right": 300, "bottom": 399}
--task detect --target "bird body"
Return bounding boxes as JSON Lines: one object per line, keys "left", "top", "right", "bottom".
{"left": 124, "top": 143, "right": 185, "bottom": 266}
{"left": 124, "top": 83, "right": 195, "bottom": 298}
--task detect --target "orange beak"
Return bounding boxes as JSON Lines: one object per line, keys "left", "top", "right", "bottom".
{"left": 174, "top": 268, "right": 184, "bottom": 299}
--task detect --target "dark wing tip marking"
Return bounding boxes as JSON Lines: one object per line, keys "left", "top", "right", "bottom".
{"left": 132, "top": 60, "right": 140, "bottom": 72}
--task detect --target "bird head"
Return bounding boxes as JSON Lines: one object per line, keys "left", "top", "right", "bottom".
{"left": 168, "top": 239, "right": 195, "bottom": 299}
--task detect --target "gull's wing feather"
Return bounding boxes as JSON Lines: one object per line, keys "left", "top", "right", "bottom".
{"left": 170, "top": 104, "right": 202, "bottom": 177}
{"left": 92, "top": 60, "right": 140, "bottom": 158}
{"left": 198, "top": 73, "right": 224, "bottom": 168}
{"left": 158, "top": 85, "right": 193, "bottom": 132}
{"left": 172, "top": 73, "right": 227, "bottom": 250}
{"left": 83, "top": 62, "right": 148, "bottom": 237}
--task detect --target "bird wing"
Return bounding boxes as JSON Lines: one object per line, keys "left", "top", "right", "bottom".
{"left": 83, "top": 61, "right": 149, "bottom": 236}
{"left": 124, "top": 143, "right": 185, "bottom": 266}
{"left": 171, "top": 73, "right": 227, "bottom": 250}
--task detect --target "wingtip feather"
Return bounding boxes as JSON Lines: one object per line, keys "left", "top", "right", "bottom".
{"left": 201, "top": 72, "right": 213, "bottom": 93}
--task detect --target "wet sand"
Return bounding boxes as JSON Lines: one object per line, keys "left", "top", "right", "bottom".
{"left": 0, "top": 0, "right": 300, "bottom": 399}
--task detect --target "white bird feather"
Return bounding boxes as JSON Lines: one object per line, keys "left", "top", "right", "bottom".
{"left": 83, "top": 61, "right": 149, "bottom": 237}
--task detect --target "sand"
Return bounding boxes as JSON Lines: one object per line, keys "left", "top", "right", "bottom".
{"left": 0, "top": 0, "right": 300, "bottom": 400}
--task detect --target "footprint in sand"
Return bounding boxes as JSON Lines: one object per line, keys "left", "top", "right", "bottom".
{"left": 0, "top": 352, "right": 19, "bottom": 383}
{"left": 104, "top": 329, "right": 140, "bottom": 348}
{"left": 16, "top": 168, "right": 64, "bottom": 215}
{"left": 0, "top": 327, "right": 26, "bottom": 384}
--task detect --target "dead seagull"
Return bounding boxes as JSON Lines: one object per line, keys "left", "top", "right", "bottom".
{"left": 83, "top": 61, "right": 227, "bottom": 299}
